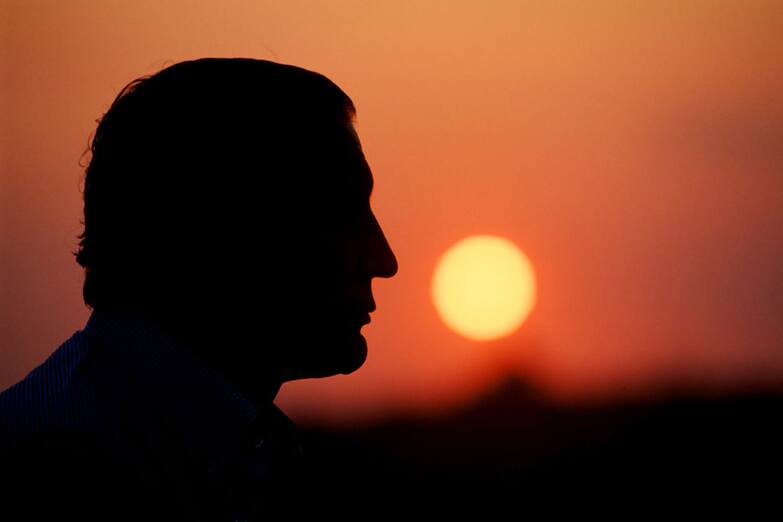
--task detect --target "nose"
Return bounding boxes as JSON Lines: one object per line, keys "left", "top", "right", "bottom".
{"left": 366, "top": 211, "right": 398, "bottom": 279}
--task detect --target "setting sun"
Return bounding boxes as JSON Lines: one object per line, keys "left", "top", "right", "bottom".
{"left": 431, "top": 235, "right": 537, "bottom": 342}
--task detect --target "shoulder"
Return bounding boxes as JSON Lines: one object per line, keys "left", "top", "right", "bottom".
{"left": 0, "top": 328, "right": 206, "bottom": 520}
{"left": 0, "top": 329, "right": 103, "bottom": 437}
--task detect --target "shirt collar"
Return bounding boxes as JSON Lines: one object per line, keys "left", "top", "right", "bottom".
{"left": 83, "top": 306, "right": 295, "bottom": 463}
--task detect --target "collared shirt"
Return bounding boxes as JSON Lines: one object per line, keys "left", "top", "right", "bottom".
{"left": 83, "top": 307, "right": 262, "bottom": 458}
{"left": 0, "top": 307, "right": 305, "bottom": 520}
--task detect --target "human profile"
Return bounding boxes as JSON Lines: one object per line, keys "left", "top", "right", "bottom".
{"left": 0, "top": 58, "right": 399, "bottom": 520}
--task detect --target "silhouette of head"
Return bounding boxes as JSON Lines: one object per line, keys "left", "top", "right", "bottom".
{"left": 75, "top": 58, "right": 398, "bottom": 399}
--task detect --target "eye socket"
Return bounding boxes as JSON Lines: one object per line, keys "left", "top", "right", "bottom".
{"left": 332, "top": 197, "right": 371, "bottom": 235}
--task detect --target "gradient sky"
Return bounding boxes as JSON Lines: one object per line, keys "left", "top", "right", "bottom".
{"left": 2, "top": 0, "right": 782, "bottom": 424}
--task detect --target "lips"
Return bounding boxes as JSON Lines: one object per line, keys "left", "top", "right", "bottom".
{"left": 343, "top": 301, "right": 374, "bottom": 329}
{"left": 344, "top": 312, "right": 371, "bottom": 330}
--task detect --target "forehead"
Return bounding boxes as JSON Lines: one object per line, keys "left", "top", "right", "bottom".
{"left": 335, "top": 122, "right": 374, "bottom": 198}
{"left": 232, "top": 122, "right": 373, "bottom": 239}
{"left": 259, "top": 120, "right": 374, "bottom": 210}
{"left": 346, "top": 121, "right": 361, "bottom": 149}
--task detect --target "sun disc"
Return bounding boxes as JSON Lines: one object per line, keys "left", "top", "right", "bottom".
{"left": 431, "top": 235, "right": 536, "bottom": 341}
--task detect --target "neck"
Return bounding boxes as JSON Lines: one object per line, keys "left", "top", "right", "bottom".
{"left": 231, "top": 366, "right": 283, "bottom": 406}
{"left": 191, "top": 333, "right": 284, "bottom": 408}
{"left": 139, "top": 304, "right": 284, "bottom": 408}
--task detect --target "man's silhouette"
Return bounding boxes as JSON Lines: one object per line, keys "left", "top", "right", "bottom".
{"left": 0, "top": 58, "right": 398, "bottom": 519}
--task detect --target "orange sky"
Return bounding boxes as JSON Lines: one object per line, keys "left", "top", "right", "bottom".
{"left": 2, "top": 0, "right": 782, "bottom": 424}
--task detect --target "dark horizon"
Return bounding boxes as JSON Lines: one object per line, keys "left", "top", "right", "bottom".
{"left": 296, "top": 370, "right": 783, "bottom": 493}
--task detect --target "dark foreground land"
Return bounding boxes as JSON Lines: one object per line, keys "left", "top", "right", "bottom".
{"left": 298, "top": 376, "right": 782, "bottom": 502}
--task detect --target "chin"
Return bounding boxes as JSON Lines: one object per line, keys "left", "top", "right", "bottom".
{"left": 338, "top": 334, "right": 368, "bottom": 375}
{"left": 286, "top": 332, "right": 368, "bottom": 381}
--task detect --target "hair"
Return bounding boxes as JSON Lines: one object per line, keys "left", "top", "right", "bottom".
{"left": 74, "top": 58, "right": 357, "bottom": 311}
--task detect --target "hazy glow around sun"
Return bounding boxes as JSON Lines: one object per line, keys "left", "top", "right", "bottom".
{"left": 431, "top": 235, "right": 536, "bottom": 341}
